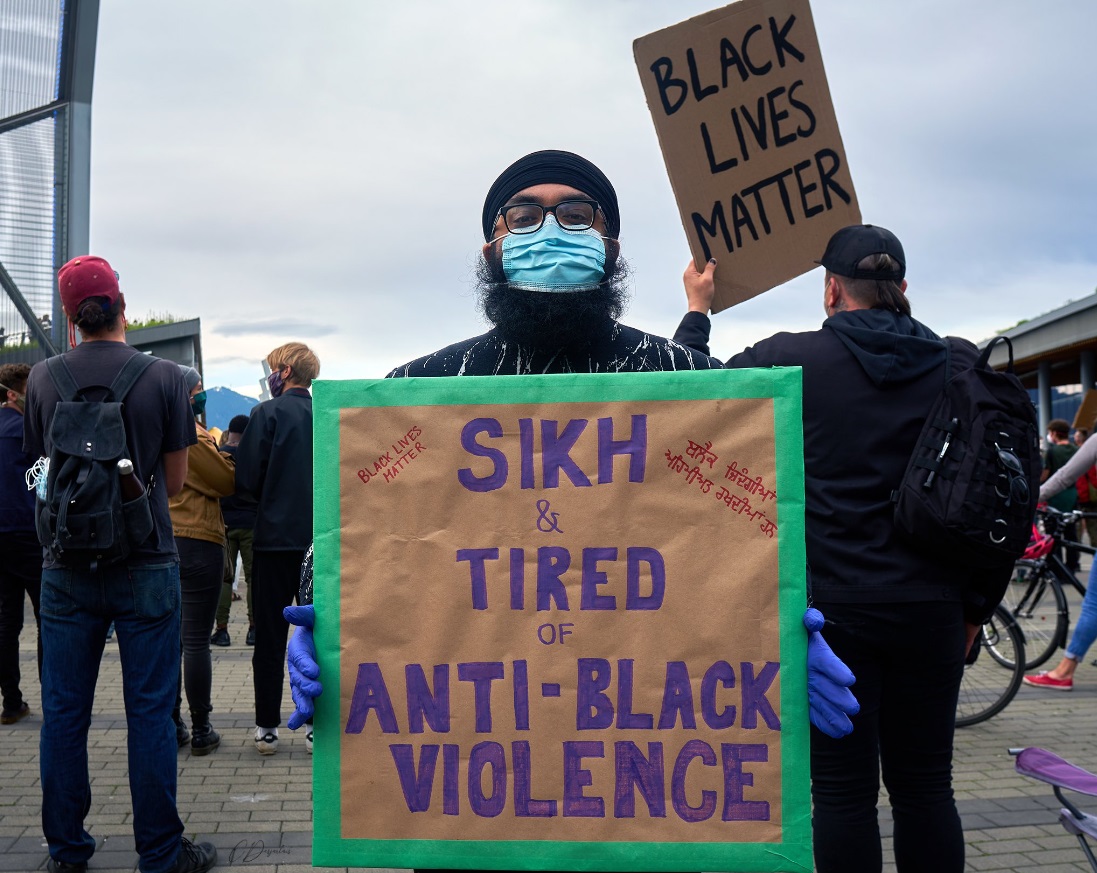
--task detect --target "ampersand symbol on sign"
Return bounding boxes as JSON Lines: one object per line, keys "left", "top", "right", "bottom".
{"left": 535, "top": 499, "right": 563, "bottom": 534}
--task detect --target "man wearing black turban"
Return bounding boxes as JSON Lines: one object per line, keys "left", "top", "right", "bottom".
{"left": 387, "top": 149, "right": 721, "bottom": 376}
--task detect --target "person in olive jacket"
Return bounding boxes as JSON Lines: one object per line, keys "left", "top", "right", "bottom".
{"left": 235, "top": 342, "right": 319, "bottom": 755}
{"left": 168, "top": 366, "right": 235, "bottom": 755}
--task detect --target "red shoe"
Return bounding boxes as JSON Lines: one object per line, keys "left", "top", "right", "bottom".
{"left": 1023, "top": 672, "right": 1073, "bottom": 691}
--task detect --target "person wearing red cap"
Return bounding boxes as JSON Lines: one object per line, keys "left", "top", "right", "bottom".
{"left": 23, "top": 256, "right": 217, "bottom": 873}
{"left": 673, "top": 225, "right": 1016, "bottom": 873}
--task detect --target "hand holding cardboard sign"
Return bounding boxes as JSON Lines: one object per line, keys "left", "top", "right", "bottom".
{"left": 683, "top": 257, "right": 717, "bottom": 314}
{"left": 803, "top": 607, "right": 859, "bottom": 738}
{"left": 284, "top": 604, "right": 322, "bottom": 730}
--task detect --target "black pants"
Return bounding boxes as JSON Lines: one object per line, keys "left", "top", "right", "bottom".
{"left": 810, "top": 600, "right": 966, "bottom": 873}
{"left": 175, "top": 537, "right": 224, "bottom": 724}
{"left": 252, "top": 549, "right": 306, "bottom": 728}
{"left": 0, "top": 531, "right": 42, "bottom": 712}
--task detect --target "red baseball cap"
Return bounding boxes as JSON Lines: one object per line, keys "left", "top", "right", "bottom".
{"left": 58, "top": 255, "right": 120, "bottom": 316}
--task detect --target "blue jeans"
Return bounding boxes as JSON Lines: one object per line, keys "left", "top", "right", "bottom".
{"left": 1065, "top": 559, "right": 1097, "bottom": 660}
{"left": 40, "top": 561, "right": 184, "bottom": 873}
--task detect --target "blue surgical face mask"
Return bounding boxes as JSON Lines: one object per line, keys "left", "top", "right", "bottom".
{"left": 500, "top": 215, "right": 607, "bottom": 292}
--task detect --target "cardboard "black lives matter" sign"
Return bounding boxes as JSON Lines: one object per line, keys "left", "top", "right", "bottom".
{"left": 635, "top": 0, "right": 860, "bottom": 313}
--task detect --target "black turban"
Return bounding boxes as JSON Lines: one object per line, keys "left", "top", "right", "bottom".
{"left": 481, "top": 149, "right": 620, "bottom": 241}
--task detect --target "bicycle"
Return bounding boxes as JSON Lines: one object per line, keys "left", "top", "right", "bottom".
{"left": 1011, "top": 747, "right": 1097, "bottom": 870}
{"left": 955, "top": 603, "right": 1025, "bottom": 727}
{"left": 999, "top": 506, "right": 1093, "bottom": 670}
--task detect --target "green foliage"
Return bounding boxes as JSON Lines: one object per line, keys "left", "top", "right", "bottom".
{"left": 126, "top": 312, "right": 182, "bottom": 330}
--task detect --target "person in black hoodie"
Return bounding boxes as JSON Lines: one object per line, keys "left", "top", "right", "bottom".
{"left": 236, "top": 342, "right": 319, "bottom": 756}
{"left": 674, "top": 225, "right": 1011, "bottom": 873}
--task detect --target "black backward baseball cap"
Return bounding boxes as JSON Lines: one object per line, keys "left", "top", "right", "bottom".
{"left": 816, "top": 224, "right": 906, "bottom": 281}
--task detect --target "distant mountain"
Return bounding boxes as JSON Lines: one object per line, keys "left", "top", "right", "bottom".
{"left": 206, "top": 386, "right": 259, "bottom": 431}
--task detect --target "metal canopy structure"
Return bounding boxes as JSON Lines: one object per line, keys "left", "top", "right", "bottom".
{"left": 985, "top": 291, "right": 1097, "bottom": 435}
{"left": 0, "top": 0, "right": 99, "bottom": 362}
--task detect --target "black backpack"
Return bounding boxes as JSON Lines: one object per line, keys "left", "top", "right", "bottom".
{"left": 36, "top": 353, "right": 157, "bottom": 570}
{"left": 891, "top": 335, "right": 1040, "bottom": 568}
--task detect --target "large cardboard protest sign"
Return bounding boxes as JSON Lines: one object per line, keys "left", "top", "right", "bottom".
{"left": 635, "top": 0, "right": 861, "bottom": 313}
{"left": 311, "top": 369, "right": 810, "bottom": 871}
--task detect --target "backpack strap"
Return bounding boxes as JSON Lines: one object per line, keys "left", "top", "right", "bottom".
{"left": 977, "top": 335, "right": 1016, "bottom": 373}
{"left": 107, "top": 353, "right": 156, "bottom": 402}
{"left": 44, "top": 356, "right": 82, "bottom": 402}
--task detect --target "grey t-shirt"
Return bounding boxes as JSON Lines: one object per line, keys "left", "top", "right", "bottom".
{"left": 24, "top": 340, "right": 197, "bottom": 567}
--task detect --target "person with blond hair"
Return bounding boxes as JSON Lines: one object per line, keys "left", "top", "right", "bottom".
{"left": 235, "top": 342, "right": 319, "bottom": 755}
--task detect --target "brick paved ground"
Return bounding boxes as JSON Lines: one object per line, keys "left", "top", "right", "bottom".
{"left": 2, "top": 571, "right": 1096, "bottom": 872}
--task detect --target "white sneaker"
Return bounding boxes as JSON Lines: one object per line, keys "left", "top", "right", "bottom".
{"left": 305, "top": 728, "right": 313, "bottom": 754}
{"left": 254, "top": 726, "right": 279, "bottom": 755}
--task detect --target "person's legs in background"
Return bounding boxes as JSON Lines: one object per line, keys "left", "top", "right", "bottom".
{"left": 39, "top": 565, "right": 109, "bottom": 868}
{"left": 210, "top": 543, "right": 235, "bottom": 647}
{"left": 111, "top": 561, "right": 187, "bottom": 871}
{"left": 177, "top": 538, "right": 225, "bottom": 755}
{"left": 0, "top": 531, "right": 42, "bottom": 722}
{"left": 878, "top": 601, "right": 966, "bottom": 873}
{"left": 811, "top": 600, "right": 966, "bottom": 873}
{"left": 237, "top": 528, "right": 255, "bottom": 645}
{"left": 251, "top": 549, "right": 305, "bottom": 754}
{"left": 1027, "top": 558, "right": 1097, "bottom": 687}
{"left": 810, "top": 602, "right": 885, "bottom": 873}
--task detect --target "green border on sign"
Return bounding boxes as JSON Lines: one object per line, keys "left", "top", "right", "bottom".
{"left": 312, "top": 369, "right": 810, "bottom": 872}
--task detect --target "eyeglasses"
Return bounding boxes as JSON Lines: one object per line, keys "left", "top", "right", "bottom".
{"left": 497, "top": 200, "right": 600, "bottom": 235}
{"left": 994, "top": 444, "right": 1030, "bottom": 507}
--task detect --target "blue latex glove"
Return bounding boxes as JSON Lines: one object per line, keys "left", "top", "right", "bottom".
{"left": 804, "top": 607, "right": 859, "bottom": 738}
{"left": 284, "top": 604, "right": 322, "bottom": 730}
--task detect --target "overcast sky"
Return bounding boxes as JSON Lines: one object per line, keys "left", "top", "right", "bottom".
{"left": 88, "top": 0, "right": 1096, "bottom": 396}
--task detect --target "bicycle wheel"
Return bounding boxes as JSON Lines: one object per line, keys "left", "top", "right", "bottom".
{"left": 997, "top": 560, "right": 1068, "bottom": 670}
{"left": 956, "top": 605, "right": 1025, "bottom": 728}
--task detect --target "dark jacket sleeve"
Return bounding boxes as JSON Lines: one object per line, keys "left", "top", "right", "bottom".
{"left": 234, "top": 406, "right": 270, "bottom": 504}
{"left": 963, "top": 562, "right": 1014, "bottom": 625}
{"left": 671, "top": 312, "right": 713, "bottom": 358}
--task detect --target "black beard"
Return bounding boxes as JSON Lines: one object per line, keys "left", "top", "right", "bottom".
{"left": 475, "top": 245, "right": 631, "bottom": 348}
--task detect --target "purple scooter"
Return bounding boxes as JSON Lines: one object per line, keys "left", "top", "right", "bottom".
{"left": 1013, "top": 747, "right": 1097, "bottom": 870}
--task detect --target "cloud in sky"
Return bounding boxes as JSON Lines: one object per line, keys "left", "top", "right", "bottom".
{"left": 89, "top": 0, "right": 1097, "bottom": 393}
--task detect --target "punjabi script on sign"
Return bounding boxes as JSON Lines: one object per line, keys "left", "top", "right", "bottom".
{"left": 664, "top": 440, "right": 777, "bottom": 538}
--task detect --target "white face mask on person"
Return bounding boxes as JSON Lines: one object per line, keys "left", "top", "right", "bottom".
{"left": 499, "top": 215, "right": 607, "bottom": 292}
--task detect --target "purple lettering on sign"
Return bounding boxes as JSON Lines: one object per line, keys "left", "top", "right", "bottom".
{"left": 597, "top": 415, "right": 648, "bottom": 484}
{"left": 576, "top": 658, "right": 614, "bottom": 730}
{"left": 513, "top": 660, "right": 530, "bottom": 731}
{"left": 563, "top": 741, "right": 606, "bottom": 817}
{"left": 345, "top": 663, "right": 399, "bottom": 734}
{"left": 672, "top": 739, "right": 718, "bottom": 822}
{"left": 443, "top": 743, "right": 460, "bottom": 815}
{"left": 468, "top": 741, "right": 507, "bottom": 817}
{"left": 390, "top": 744, "right": 438, "bottom": 812}
{"left": 542, "top": 419, "right": 592, "bottom": 489}
{"left": 741, "top": 661, "right": 781, "bottom": 730}
{"left": 616, "top": 660, "right": 654, "bottom": 729}
{"left": 509, "top": 548, "right": 524, "bottom": 610}
{"left": 580, "top": 547, "right": 618, "bottom": 610}
{"left": 721, "top": 743, "right": 770, "bottom": 821}
{"left": 536, "top": 546, "right": 570, "bottom": 610}
{"left": 614, "top": 741, "right": 667, "bottom": 819}
{"left": 456, "top": 548, "right": 499, "bottom": 610}
{"left": 405, "top": 664, "right": 450, "bottom": 734}
{"left": 513, "top": 741, "right": 558, "bottom": 817}
{"left": 519, "top": 418, "right": 535, "bottom": 489}
{"left": 457, "top": 418, "right": 507, "bottom": 492}
{"left": 701, "top": 661, "right": 737, "bottom": 729}
{"left": 658, "top": 661, "right": 697, "bottom": 730}
{"left": 625, "top": 547, "right": 665, "bottom": 610}
{"left": 457, "top": 662, "right": 504, "bottom": 733}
